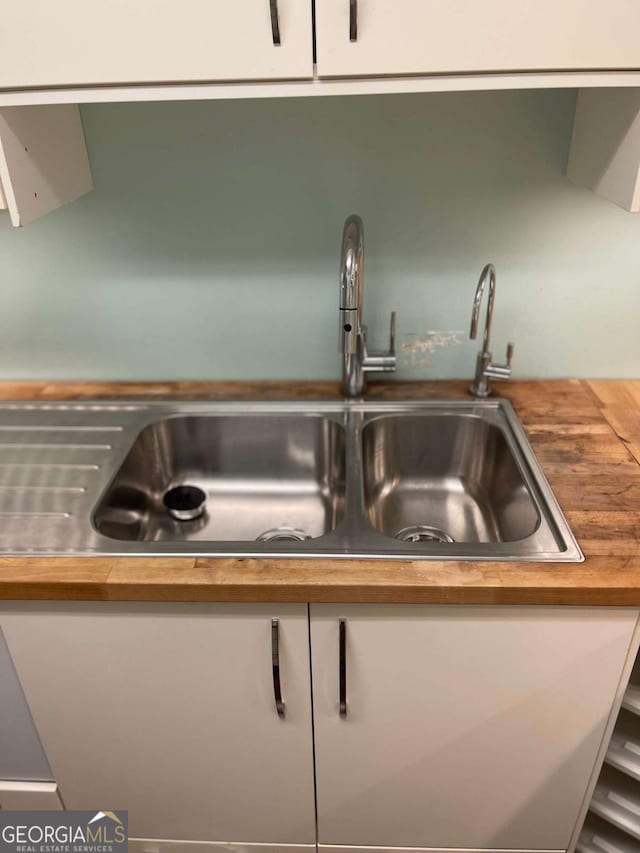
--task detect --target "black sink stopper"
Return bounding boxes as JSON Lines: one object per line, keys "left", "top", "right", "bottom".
{"left": 163, "top": 485, "right": 207, "bottom": 522}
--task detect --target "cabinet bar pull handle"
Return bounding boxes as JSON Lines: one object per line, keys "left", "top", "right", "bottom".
{"left": 270, "top": 0, "right": 281, "bottom": 45}
{"left": 349, "top": 0, "right": 358, "bottom": 41}
{"left": 339, "top": 618, "right": 347, "bottom": 717}
{"left": 271, "top": 618, "right": 286, "bottom": 718}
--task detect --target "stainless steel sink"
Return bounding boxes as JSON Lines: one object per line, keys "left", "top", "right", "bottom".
{"left": 0, "top": 398, "right": 582, "bottom": 560}
{"left": 94, "top": 415, "right": 346, "bottom": 543}
{"left": 362, "top": 414, "right": 540, "bottom": 545}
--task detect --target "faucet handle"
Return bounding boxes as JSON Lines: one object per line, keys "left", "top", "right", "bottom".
{"left": 362, "top": 311, "right": 397, "bottom": 375}
{"left": 505, "top": 341, "right": 514, "bottom": 367}
{"left": 388, "top": 311, "right": 397, "bottom": 357}
{"left": 484, "top": 340, "right": 515, "bottom": 383}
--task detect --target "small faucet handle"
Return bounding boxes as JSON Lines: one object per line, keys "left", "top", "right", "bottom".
{"left": 389, "top": 311, "right": 397, "bottom": 357}
{"left": 506, "top": 341, "right": 514, "bottom": 367}
{"left": 481, "top": 340, "right": 515, "bottom": 387}
{"left": 362, "top": 311, "right": 397, "bottom": 375}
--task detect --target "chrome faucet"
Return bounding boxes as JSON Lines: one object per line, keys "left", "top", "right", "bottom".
{"left": 338, "top": 214, "right": 396, "bottom": 397}
{"left": 469, "top": 263, "right": 514, "bottom": 398}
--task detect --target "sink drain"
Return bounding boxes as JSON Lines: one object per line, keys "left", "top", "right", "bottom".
{"left": 256, "top": 527, "right": 311, "bottom": 543}
{"left": 163, "top": 485, "right": 207, "bottom": 522}
{"left": 394, "top": 525, "right": 455, "bottom": 544}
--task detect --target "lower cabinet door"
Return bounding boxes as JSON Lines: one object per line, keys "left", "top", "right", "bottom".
{"left": 0, "top": 603, "right": 316, "bottom": 846}
{"left": 0, "top": 780, "right": 63, "bottom": 810}
{"left": 310, "top": 604, "right": 639, "bottom": 851}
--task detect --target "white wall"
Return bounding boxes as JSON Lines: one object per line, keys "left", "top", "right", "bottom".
{"left": 0, "top": 90, "right": 638, "bottom": 381}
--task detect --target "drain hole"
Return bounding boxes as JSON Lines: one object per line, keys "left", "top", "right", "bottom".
{"left": 394, "top": 525, "right": 455, "bottom": 544}
{"left": 163, "top": 485, "right": 207, "bottom": 522}
{"left": 256, "top": 527, "right": 311, "bottom": 543}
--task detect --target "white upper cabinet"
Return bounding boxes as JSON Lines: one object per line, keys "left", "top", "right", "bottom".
{"left": 315, "top": 1, "right": 640, "bottom": 78}
{"left": 0, "top": 0, "right": 313, "bottom": 88}
{"left": 0, "top": 602, "right": 316, "bottom": 848}
{"left": 310, "top": 604, "right": 638, "bottom": 852}
{"left": 0, "top": 105, "right": 92, "bottom": 226}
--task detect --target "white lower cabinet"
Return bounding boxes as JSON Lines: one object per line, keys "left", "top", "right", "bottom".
{"left": 310, "top": 605, "right": 639, "bottom": 853}
{"left": 1, "top": 602, "right": 637, "bottom": 853}
{"left": 0, "top": 602, "right": 316, "bottom": 848}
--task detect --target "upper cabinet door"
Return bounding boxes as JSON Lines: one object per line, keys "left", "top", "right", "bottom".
{"left": 310, "top": 604, "right": 638, "bottom": 851}
{"left": 0, "top": 1, "right": 313, "bottom": 88}
{"left": 315, "top": 1, "right": 640, "bottom": 78}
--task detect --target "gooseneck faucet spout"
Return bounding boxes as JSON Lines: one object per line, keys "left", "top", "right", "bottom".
{"left": 338, "top": 214, "right": 396, "bottom": 397}
{"left": 469, "top": 263, "right": 515, "bottom": 398}
{"left": 339, "top": 215, "right": 364, "bottom": 359}
{"left": 470, "top": 262, "right": 497, "bottom": 357}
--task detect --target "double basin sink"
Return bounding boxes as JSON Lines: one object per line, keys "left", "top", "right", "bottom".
{"left": 91, "top": 399, "right": 582, "bottom": 561}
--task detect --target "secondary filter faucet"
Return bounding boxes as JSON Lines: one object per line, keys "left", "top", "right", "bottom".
{"left": 469, "top": 263, "right": 515, "bottom": 398}
{"left": 338, "top": 214, "right": 396, "bottom": 397}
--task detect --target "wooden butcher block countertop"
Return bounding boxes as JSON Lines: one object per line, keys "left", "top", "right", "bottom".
{"left": 0, "top": 379, "right": 638, "bottom": 606}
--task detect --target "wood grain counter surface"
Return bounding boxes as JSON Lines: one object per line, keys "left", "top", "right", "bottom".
{"left": 0, "top": 379, "right": 638, "bottom": 606}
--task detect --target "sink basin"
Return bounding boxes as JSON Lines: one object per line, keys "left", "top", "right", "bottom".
{"left": 86, "top": 400, "right": 582, "bottom": 560}
{"left": 362, "top": 414, "right": 540, "bottom": 544}
{"left": 94, "top": 415, "right": 346, "bottom": 542}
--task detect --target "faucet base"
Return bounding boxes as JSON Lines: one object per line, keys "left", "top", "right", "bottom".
{"left": 470, "top": 383, "right": 492, "bottom": 398}
{"left": 342, "top": 351, "right": 366, "bottom": 398}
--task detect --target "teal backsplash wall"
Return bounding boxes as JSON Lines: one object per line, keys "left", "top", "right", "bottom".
{"left": 0, "top": 90, "right": 638, "bottom": 381}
